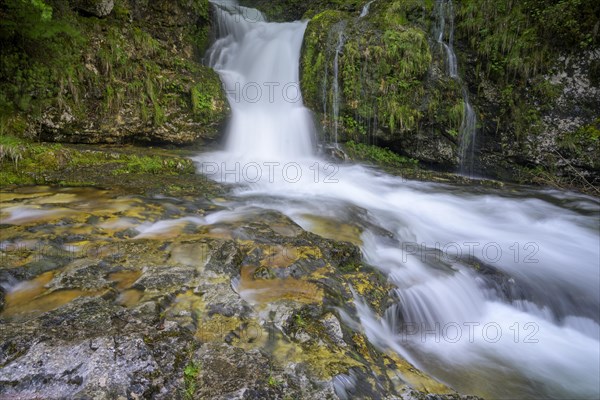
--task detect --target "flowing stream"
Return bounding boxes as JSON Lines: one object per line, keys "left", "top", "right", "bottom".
{"left": 199, "top": 1, "right": 600, "bottom": 398}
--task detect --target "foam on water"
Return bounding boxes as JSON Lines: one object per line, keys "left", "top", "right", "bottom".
{"left": 195, "top": 2, "right": 600, "bottom": 398}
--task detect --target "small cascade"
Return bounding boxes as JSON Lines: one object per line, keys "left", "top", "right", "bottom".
{"left": 458, "top": 89, "right": 477, "bottom": 175}
{"left": 332, "top": 29, "right": 346, "bottom": 146}
{"left": 359, "top": 0, "right": 376, "bottom": 18}
{"left": 435, "top": 0, "right": 477, "bottom": 176}
{"left": 326, "top": 1, "right": 377, "bottom": 147}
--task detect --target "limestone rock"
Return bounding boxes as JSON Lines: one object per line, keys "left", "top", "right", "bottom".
{"left": 74, "top": 0, "right": 114, "bottom": 17}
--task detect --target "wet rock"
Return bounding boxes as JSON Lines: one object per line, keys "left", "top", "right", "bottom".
{"left": 6, "top": 258, "right": 63, "bottom": 281}
{"left": 133, "top": 265, "right": 195, "bottom": 291}
{"left": 0, "top": 188, "right": 465, "bottom": 399}
{"left": 47, "top": 260, "right": 113, "bottom": 291}
{"left": 321, "top": 313, "right": 346, "bottom": 348}
{"left": 196, "top": 281, "right": 252, "bottom": 318}
{"left": 39, "top": 297, "right": 123, "bottom": 341}
{"left": 204, "top": 240, "right": 243, "bottom": 276}
{"left": 192, "top": 343, "right": 274, "bottom": 399}
{"left": 0, "top": 336, "right": 157, "bottom": 399}
{"left": 73, "top": 0, "right": 114, "bottom": 17}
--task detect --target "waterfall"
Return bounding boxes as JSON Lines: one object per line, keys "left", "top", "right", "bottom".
{"left": 458, "top": 90, "right": 477, "bottom": 175}
{"left": 359, "top": 0, "right": 376, "bottom": 18}
{"left": 435, "top": 0, "right": 477, "bottom": 176}
{"left": 198, "top": 2, "right": 600, "bottom": 398}
{"left": 205, "top": 0, "right": 314, "bottom": 161}
{"left": 332, "top": 29, "right": 346, "bottom": 147}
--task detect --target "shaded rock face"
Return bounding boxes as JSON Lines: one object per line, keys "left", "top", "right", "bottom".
{"left": 73, "top": 0, "right": 114, "bottom": 17}
{"left": 0, "top": 186, "right": 479, "bottom": 399}
{"left": 476, "top": 50, "right": 600, "bottom": 186}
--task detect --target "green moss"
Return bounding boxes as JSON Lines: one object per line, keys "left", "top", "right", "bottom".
{"left": 300, "top": 0, "right": 444, "bottom": 146}
{"left": 0, "top": 0, "right": 227, "bottom": 143}
{"left": 183, "top": 360, "right": 201, "bottom": 400}
{"left": 0, "top": 135, "right": 196, "bottom": 187}
{"left": 455, "top": 0, "right": 598, "bottom": 145}
{"left": 344, "top": 141, "right": 418, "bottom": 168}
{"left": 188, "top": 67, "right": 229, "bottom": 127}
{"left": 558, "top": 120, "right": 600, "bottom": 158}
{"left": 300, "top": 9, "right": 348, "bottom": 111}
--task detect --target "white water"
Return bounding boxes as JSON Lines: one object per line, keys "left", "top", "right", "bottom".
{"left": 198, "top": 2, "right": 600, "bottom": 398}
{"left": 359, "top": 0, "right": 376, "bottom": 18}
{"left": 332, "top": 29, "right": 346, "bottom": 146}
{"left": 435, "top": 0, "right": 477, "bottom": 176}
{"left": 205, "top": 0, "right": 314, "bottom": 160}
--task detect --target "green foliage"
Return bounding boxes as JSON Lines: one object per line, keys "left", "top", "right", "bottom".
{"left": 0, "top": 135, "right": 196, "bottom": 186}
{"left": 1, "top": 0, "right": 62, "bottom": 41}
{"left": 454, "top": 0, "right": 595, "bottom": 142}
{"left": 294, "top": 313, "right": 307, "bottom": 327}
{"left": 372, "top": 0, "right": 433, "bottom": 29}
{"left": 458, "top": 0, "right": 598, "bottom": 83}
{"left": 558, "top": 120, "right": 600, "bottom": 155}
{"left": 342, "top": 25, "right": 430, "bottom": 134}
{"left": 344, "top": 140, "right": 418, "bottom": 167}
{"left": 0, "top": 0, "right": 84, "bottom": 123}
{"left": 524, "top": 0, "right": 599, "bottom": 49}
{"left": 183, "top": 360, "right": 201, "bottom": 399}
{"left": 458, "top": 0, "right": 547, "bottom": 82}
{"left": 268, "top": 375, "right": 282, "bottom": 387}
{"left": 300, "top": 9, "right": 348, "bottom": 111}
{"left": 187, "top": 0, "right": 210, "bottom": 20}
{"left": 0, "top": 0, "right": 226, "bottom": 140}
{"left": 301, "top": 1, "right": 436, "bottom": 140}
{"left": 189, "top": 68, "right": 228, "bottom": 125}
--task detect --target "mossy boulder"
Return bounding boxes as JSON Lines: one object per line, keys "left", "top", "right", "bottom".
{"left": 300, "top": 1, "right": 461, "bottom": 167}
{"left": 0, "top": 0, "right": 228, "bottom": 146}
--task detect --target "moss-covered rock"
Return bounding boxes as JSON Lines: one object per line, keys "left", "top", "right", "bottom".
{"left": 454, "top": 0, "right": 600, "bottom": 189}
{"left": 299, "top": 1, "right": 462, "bottom": 168}
{"left": 245, "top": 0, "right": 599, "bottom": 190}
{"left": 0, "top": 135, "right": 222, "bottom": 196}
{"left": 0, "top": 0, "right": 228, "bottom": 146}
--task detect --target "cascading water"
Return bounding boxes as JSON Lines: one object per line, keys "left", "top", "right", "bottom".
{"left": 332, "top": 29, "right": 346, "bottom": 147}
{"left": 435, "top": 0, "right": 458, "bottom": 78}
{"left": 198, "top": 1, "right": 600, "bottom": 398}
{"left": 359, "top": 0, "right": 376, "bottom": 18}
{"left": 435, "top": 0, "right": 477, "bottom": 176}
{"left": 205, "top": 0, "right": 314, "bottom": 160}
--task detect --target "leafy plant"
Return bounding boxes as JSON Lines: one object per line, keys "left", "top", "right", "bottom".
{"left": 183, "top": 360, "right": 201, "bottom": 399}
{"left": 344, "top": 140, "right": 418, "bottom": 167}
